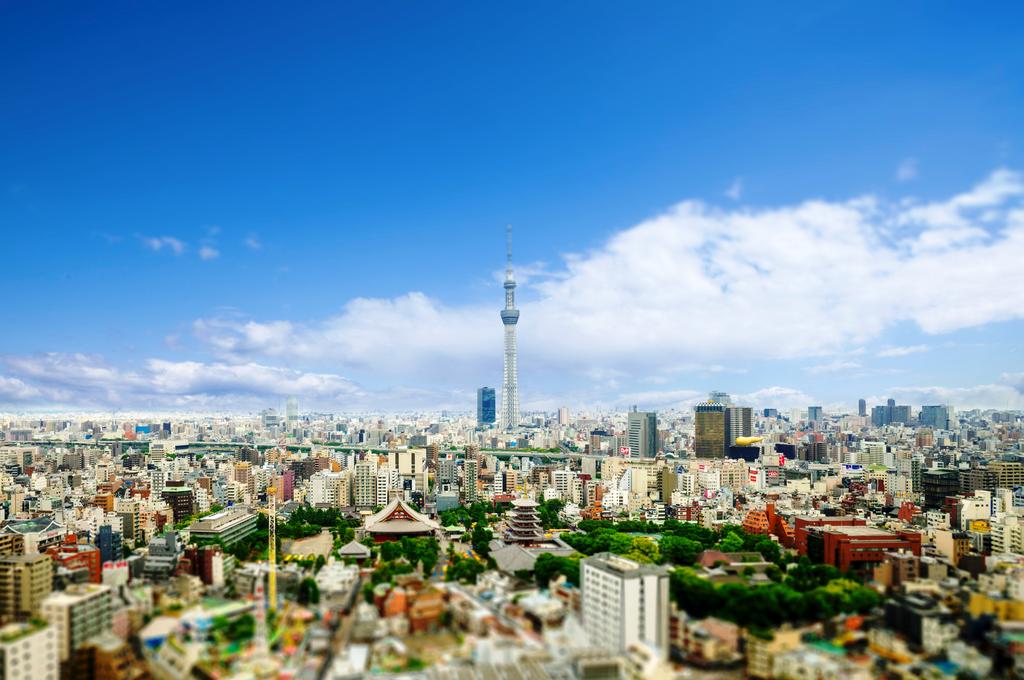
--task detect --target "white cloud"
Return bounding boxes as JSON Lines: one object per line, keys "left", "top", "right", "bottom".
{"left": 190, "top": 169, "right": 1024, "bottom": 388}
{"left": 614, "top": 389, "right": 703, "bottom": 409}
{"left": 0, "top": 376, "right": 43, "bottom": 401}
{"left": 884, "top": 384, "right": 1024, "bottom": 410}
{"left": 141, "top": 235, "right": 187, "bottom": 255}
{"left": 198, "top": 246, "right": 220, "bottom": 260}
{"left": 244, "top": 235, "right": 262, "bottom": 250}
{"left": 896, "top": 158, "right": 918, "bottom": 182}
{"left": 877, "top": 344, "right": 929, "bottom": 358}
{"left": 735, "top": 386, "right": 816, "bottom": 410}
{"left": 0, "top": 353, "right": 367, "bottom": 409}
{"left": 805, "top": 360, "right": 861, "bottom": 375}
{"left": 724, "top": 177, "right": 743, "bottom": 200}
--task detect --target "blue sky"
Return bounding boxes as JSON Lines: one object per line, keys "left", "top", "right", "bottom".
{"left": 1, "top": 2, "right": 1023, "bottom": 413}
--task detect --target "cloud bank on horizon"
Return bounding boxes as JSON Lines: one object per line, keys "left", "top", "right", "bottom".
{"left": 3, "top": 169, "right": 1024, "bottom": 413}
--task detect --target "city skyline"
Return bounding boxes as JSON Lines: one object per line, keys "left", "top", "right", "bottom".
{"left": 2, "top": 4, "right": 1024, "bottom": 413}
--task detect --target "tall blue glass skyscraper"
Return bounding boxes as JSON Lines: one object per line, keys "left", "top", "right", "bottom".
{"left": 477, "top": 387, "right": 496, "bottom": 425}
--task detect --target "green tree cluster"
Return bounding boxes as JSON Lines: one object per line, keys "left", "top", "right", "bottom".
{"left": 536, "top": 499, "right": 565, "bottom": 530}
{"left": 378, "top": 537, "right": 440, "bottom": 575}
{"left": 439, "top": 502, "right": 492, "bottom": 529}
{"left": 533, "top": 553, "right": 580, "bottom": 587}
{"left": 446, "top": 555, "right": 486, "bottom": 584}
{"left": 668, "top": 559, "right": 880, "bottom": 627}
{"left": 563, "top": 519, "right": 783, "bottom": 569}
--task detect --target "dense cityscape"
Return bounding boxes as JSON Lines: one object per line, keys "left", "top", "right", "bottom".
{"left": 0, "top": 224, "right": 1019, "bottom": 679}
{"left": 0, "top": 393, "right": 1020, "bottom": 679}
{"left": 5, "top": 3, "right": 1024, "bottom": 679}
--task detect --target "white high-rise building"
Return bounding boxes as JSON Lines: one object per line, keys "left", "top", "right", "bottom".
{"left": 376, "top": 468, "right": 399, "bottom": 506}
{"left": 353, "top": 459, "right": 377, "bottom": 509}
{"left": 308, "top": 471, "right": 350, "bottom": 508}
{"left": 500, "top": 225, "right": 520, "bottom": 430}
{"left": 581, "top": 553, "right": 670, "bottom": 659}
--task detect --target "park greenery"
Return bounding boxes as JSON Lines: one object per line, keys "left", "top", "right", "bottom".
{"left": 191, "top": 507, "right": 360, "bottom": 562}
{"left": 378, "top": 537, "right": 441, "bottom": 576}
{"left": 544, "top": 517, "right": 880, "bottom": 631}
{"left": 562, "top": 519, "right": 782, "bottom": 567}
{"left": 669, "top": 561, "right": 880, "bottom": 632}
{"left": 439, "top": 502, "right": 502, "bottom": 529}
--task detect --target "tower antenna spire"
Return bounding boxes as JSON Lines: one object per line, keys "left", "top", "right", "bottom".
{"left": 506, "top": 224, "right": 513, "bottom": 277}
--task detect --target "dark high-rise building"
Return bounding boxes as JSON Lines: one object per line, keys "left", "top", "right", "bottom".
{"left": 724, "top": 406, "right": 752, "bottom": 448}
{"left": 97, "top": 524, "right": 122, "bottom": 564}
{"left": 872, "top": 400, "right": 912, "bottom": 426}
{"left": 161, "top": 484, "right": 195, "bottom": 524}
{"left": 695, "top": 402, "right": 726, "bottom": 458}
{"left": 922, "top": 469, "right": 960, "bottom": 511}
{"left": 477, "top": 387, "right": 496, "bottom": 426}
{"left": 919, "top": 405, "right": 953, "bottom": 430}
{"left": 808, "top": 406, "right": 824, "bottom": 422}
{"left": 858, "top": 399, "right": 867, "bottom": 417}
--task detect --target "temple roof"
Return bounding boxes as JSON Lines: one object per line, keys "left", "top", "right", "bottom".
{"left": 363, "top": 497, "right": 440, "bottom": 534}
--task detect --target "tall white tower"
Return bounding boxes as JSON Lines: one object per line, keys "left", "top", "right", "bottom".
{"left": 500, "top": 225, "right": 520, "bottom": 430}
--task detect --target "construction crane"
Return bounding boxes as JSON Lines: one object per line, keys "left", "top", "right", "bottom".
{"left": 266, "top": 435, "right": 286, "bottom": 613}
{"left": 267, "top": 480, "right": 277, "bottom": 612}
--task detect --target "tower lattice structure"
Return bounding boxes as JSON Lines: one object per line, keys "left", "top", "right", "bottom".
{"left": 500, "top": 224, "right": 520, "bottom": 430}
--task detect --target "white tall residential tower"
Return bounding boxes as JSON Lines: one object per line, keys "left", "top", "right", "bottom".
{"left": 500, "top": 224, "right": 520, "bottom": 430}
{"left": 581, "top": 553, "right": 670, "bottom": 660}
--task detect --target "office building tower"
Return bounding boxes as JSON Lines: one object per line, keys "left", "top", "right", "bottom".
{"left": 627, "top": 408, "right": 657, "bottom": 458}
{"left": 353, "top": 459, "right": 377, "bottom": 509}
{"left": 989, "top": 461, "right": 1024, "bottom": 489}
{"left": 922, "top": 469, "right": 960, "bottom": 511}
{"left": 286, "top": 396, "right": 299, "bottom": 423}
{"left": 919, "top": 405, "right": 953, "bottom": 430}
{"left": 872, "top": 401, "right": 912, "bottom": 427}
{"left": 96, "top": 525, "right": 122, "bottom": 564}
{"left": 558, "top": 407, "right": 569, "bottom": 426}
{"left": 582, "top": 553, "right": 670, "bottom": 659}
{"left": 807, "top": 406, "right": 823, "bottom": 423}
{"left": 0, "top": 554, "right": 53, "bottom": 623}
{"left": 871, "top": 405, "right": 887, "bottom": 427}
{"left": 477, "top": 387, "right": 496, "bottom": 426}
{"left": 161, "top": 484, "right": 195, "bottom": 524}
{"left": 500, "top": 225, "right": 521, "bottom": 429}
{"left": 463, "top": 459, "right": 479, "bottom": 503}
{"left": 40, "top": 584, "right": 113, "bottom": 663}
{"left": 724, "top": 406, "right": 752, "bottom": 448}
{"left": 858, "top": 399, "right": 867, "bottom": 417}
{"left": 438, "top": 459, "right": 458, "bottom": 487}
{"left": 695, "top": 402, "right": 726, "bottom": 458}
{"left": 892, "top": 405, "right": 912, "bottom": 425}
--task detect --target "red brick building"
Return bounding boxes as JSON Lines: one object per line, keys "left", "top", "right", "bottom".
{"left": 46, "top": 535, "right": 102, "bottom": 583}
{"left": 741, "top": 503, "right": 795, "bottom": 547}
{"left": 795, "top": 517, "right": 921, "bottom": 573}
